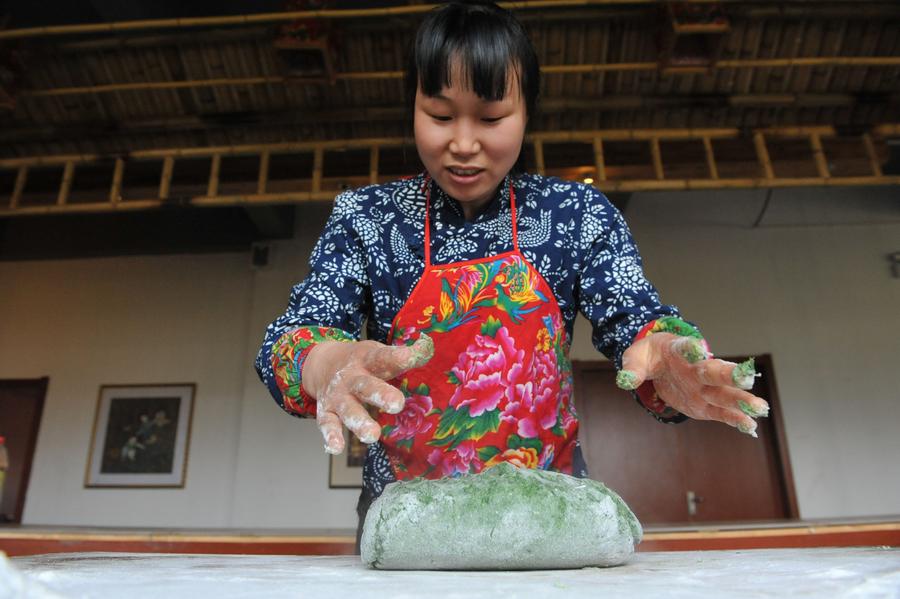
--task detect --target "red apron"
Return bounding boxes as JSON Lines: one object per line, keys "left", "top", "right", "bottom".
{"left": 379, "top": 178, "right": 580, "bottom": 479}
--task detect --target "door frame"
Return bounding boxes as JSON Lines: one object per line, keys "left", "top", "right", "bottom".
{"left": 0, "top": 377, "right": 49, "bottom": 524}
{"left": 573, "top": 354, "right": 799, "bottom": 520}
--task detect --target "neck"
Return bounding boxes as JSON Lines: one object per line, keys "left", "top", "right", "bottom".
{"left": 461, "top": 196, "right": 492, "bottom": 221}
{"left": 438, "top": 177, "right": 507, "bottom": 222}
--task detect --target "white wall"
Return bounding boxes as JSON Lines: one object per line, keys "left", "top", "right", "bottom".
{"left": 0, "top": 254, "right": 254, "bottom": 527}
{"left": 571, "top": 186, "right": 900, "bottom": 520}
{"left": 1, "top": 186, "right": 898, "bottom": 528}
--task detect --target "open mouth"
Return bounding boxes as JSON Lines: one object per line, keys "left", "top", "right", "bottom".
{"left": 447, "top": 166, "right": 484, "bottom": 182}
{"left": 448, "top": 166, "right": 482, "bottom": 175}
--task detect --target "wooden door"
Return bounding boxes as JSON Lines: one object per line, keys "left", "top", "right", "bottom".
{"left": 0, "top": 378, "right": 48, "bottom": 523}
{"left": 573, "top": 356, "right": 797, "bottom": 525}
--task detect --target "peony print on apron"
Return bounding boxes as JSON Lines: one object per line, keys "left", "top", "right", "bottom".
{"left": 379, "top": 177, "right": 580, "bottom": 480}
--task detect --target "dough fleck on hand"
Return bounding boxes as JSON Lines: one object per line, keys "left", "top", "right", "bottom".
{"left": 674, "top": 337, "right": 707, "bottom": 364}
{"left": 737, "top": 422, "right": 759, "bottom": 438}
{"left": 732, "top": 357, "right": 759, "bottom": 391}
{"left": 616, "top": 369, "right": 639, "bottom": 391}
{"left": 738, "top": 398, "right": 768, "bottom": 419}
{"left": 406, "top": 333, "right": 434, "bottom": 369}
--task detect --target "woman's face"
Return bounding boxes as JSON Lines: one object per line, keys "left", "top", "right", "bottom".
{"left": 414, "top": 64, "right": 527, "bottom": 218}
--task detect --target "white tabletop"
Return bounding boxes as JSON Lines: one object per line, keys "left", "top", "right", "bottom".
{"left": 6, "top": 547, "right": 900, "bottom": 599}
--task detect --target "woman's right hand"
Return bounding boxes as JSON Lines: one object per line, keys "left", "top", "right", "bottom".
{"left": 302, "top": 335, "right": 434, "bottom": 454}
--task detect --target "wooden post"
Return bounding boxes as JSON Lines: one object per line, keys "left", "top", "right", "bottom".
{"left": 534, "top": 140, "right": 545, "bottom": 176}
{"left": 702, "top": 137, "right": 719, "bottom": 180}
{"left": 109, "top": 158, "right": 125, "bottom": 204}
{"left": 593, "top": 138, "right": 607, "bottom": 181}
{"left": 650, "top": 138, "right": 664, "bottom": 180}
{"left": 809, "top": 133, "right": 830, "bottom": 178}
{"left": 862, "top": 133, "right": 883, "bottom": 177}
{"left": 312, "top": 147, "right": 324, "bottom": 193}
{"left": 369, "top": 146, "right": 380, "bottom": 185}
{"left": 208, "top": 154, "right": 222, "bottom": 197}
{"left": 57, "top": 161, "right": 76, "bottom": 206}
{"left": 257, "top": 150, "right": 270, "bottom": 195}
{"left": 753, "top": 131, "right": 775, "bottom": 179}
{"left": 11, "top": 166, "right": 28, "bottom": 209}
{"left": 159, "top": 156, "right": 175, "bottom": 199}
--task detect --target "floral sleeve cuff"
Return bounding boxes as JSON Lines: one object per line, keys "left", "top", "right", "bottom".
{"left": 271, "top": 326, "right": 356, "bottom": 418}
{"left": 632, "top": 316, "right": 708, "bottom": 423}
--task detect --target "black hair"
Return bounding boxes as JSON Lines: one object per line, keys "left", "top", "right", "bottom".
{"left": 404, "top": 1, "right": 540, "bottom": 119}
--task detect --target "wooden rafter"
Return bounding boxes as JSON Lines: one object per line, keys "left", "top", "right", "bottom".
{"left": 0, "top": 2, "right": 753, "bottom": 41}
{"left": 18, "top": 56, "right": 900, "bottom": 99}
{"left": 1, "top": 125, "right": 896, "bottom": 218}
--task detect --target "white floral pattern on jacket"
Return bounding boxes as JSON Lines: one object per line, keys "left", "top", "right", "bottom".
{"left": 255, "top": 172, "right": 681, "bottom": 408}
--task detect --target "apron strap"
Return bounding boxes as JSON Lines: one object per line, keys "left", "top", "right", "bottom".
{"left": 509, "top": 180, "right": 519, "bottom": 251}
{"left": 422, "top": 176, "right": 433, "bottom": 267}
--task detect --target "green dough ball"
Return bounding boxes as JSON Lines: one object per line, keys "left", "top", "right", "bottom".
{"left": 361, "top": 463, "right": 642, "bottom": 570}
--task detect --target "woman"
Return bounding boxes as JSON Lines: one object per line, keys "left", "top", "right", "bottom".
{"left": 255, "top": 0, "right": 769, "bottom": 545}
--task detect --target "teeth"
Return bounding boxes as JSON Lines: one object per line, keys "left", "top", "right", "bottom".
{"left": 450, "top": 167, "right": 480, "bottom": 176}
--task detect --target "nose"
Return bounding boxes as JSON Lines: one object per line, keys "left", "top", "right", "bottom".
{"left": 448, "top": 121, "right": 481, "bottom": 157}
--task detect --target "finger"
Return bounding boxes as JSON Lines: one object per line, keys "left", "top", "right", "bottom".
{"left": 363, "top": 335, "right": 435, "bottom": 380}
{"left": 694, "top": 358, "right": 760, "bottom": 391}
{"left": 702, "top": 404, "right": 759, "bottom": 438}
{"left": 331, "top": 393, "right": 382, "bottom": 444}
{"left": 316, "top": 409, "right": 345, "bottom": 454}
{"left": 669, "top": 336, "right": 709, "bottom": 364}
{"left": 647, "top": 375, "right": 696, "bottom": 417}
{"left": 617, "top": 336, "right": 657, "bottom": 390}
{"left": 700, "top": 385, "right": 770, "bottom": 418}
{"left": 346, "top": 374, "right": 406, "bottom": 414}
{"left": 619, "top": 333, "right": 699, "bottom": 391}
{"left": 731, "top": 358, "right": 759, "bottom": 390}
{"left": 656, "top": 378, "right": 758, "bottom": 436}
{"left": 652, "top": 376, "right": 726, "bottom": 423}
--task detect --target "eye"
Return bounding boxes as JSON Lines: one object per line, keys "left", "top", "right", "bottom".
{"left": 481, "top": 117, "right": 503, "bottom": 123}
{"left": 429, "top": 114, "right": 452, "bottom": 122}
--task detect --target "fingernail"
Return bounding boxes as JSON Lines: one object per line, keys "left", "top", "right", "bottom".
{"left": 676, "top": 337, "right": 707, "bottom": 364}
{"left": 321, "top": 429, "right": 342, "bottom": 454}
{"left": 732, "top": 358, "right": 757, "bottom": 390}
{"left": 369, "top": 391, "right": 403, "bottom": 415}
{"left": 737, "top": 422, "right": 758, "bottom": 438}
{"left": 737, "top": 399, "right": 768, "bottom": 418}
{"left": 358, "top": 424, "right": 381, "bottom": 444}
{"left": 406, "top": 334, "right": 435, "bottom": 368}
{"left": 616, "top": 370, "right": 639, "bottom": 390}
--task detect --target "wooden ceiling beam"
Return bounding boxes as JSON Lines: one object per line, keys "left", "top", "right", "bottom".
{"left": 17, "top": 56, "right": 900, "bottom": 100}
{"left": 52, "top": 28, "right": 272, "bottom": 53}
{"left": 2, "top": 124, "right": 895, "bottom": 218}
{"left": 0, "top": 2, "right": 731, "bottom": 42}
{"left": 5, "top": 1, "right": 898, "bottom": 42}
{"left": 1, "top": 124, "right": 892, "bottom": 168}
{"left": 4, "top": 92, "right": 892, "bottom": 147}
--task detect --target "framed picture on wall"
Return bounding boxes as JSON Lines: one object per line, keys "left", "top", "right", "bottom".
{"left": 85, "top": 384, "right": 195, "bottom": 488}
{"left": 329, "top": 427, "right": 368, "bottom": 488}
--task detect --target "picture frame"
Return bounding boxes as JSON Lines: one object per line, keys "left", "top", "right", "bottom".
{"left": 85, "top": 383, "right": 195, "bottom": 488}
{"left": 328, "top": 427, "right": 368, "bottom": 489}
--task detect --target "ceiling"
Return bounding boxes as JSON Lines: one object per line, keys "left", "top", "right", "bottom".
{"left": 1, "top": 1, "right": 897, "bottom": 157}
{"left": 0, "top": 1, "right": 898, "bottom": 259}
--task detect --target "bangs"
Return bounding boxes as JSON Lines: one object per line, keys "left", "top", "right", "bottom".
{"left": 417, "top": 18, "right": 519, "bottom": 102}
{"left": 406, "top": 1, "right": 539, "bottom": 115}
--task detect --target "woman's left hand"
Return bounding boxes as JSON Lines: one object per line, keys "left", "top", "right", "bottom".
{"left": 617, "top": 332, "right": 770, "bottom": 437}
